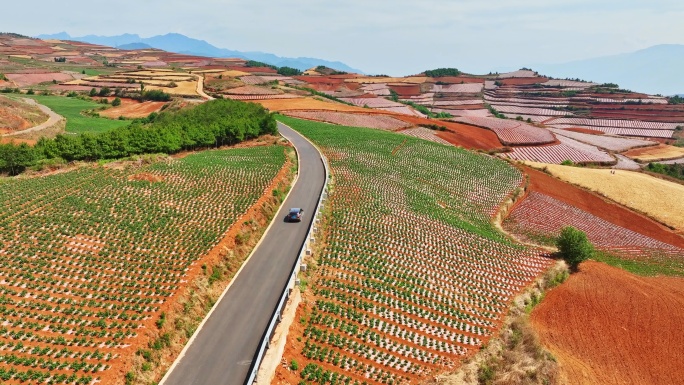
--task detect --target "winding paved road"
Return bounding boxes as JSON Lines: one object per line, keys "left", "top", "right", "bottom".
{"left": 160, "top": 122, "right": 325, "bottom": 385}
{"left": 3, "top": 98, "right": 64, "bottom": 137}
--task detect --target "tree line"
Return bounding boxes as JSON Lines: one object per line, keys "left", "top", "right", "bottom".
{"left": 0, "top": 99, "right": 277, "bottom": 175}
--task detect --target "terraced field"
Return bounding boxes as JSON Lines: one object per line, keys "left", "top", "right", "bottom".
{"left": 275, "top": 117, "right": 551, "bottom": 385}
{"left": 0, "top": 146, "right": 287, "bottom": 384}
{"left": 506, "top": 192, "right": 684, "bottom": 260}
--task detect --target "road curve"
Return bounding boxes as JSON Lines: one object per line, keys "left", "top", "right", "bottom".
{"left": 3, "top": 98, "right": 64, "bottom": 137}
{"left": 161, "top": 122, "right": 326, "bottom": 385}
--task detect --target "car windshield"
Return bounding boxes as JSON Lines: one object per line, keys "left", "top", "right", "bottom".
{"left": 289, "top": 208, "right": 300, "bottom": 214}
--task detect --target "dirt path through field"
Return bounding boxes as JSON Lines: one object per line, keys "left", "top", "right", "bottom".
{"left": 2, "top": 97, "right": 64, "bottom": 137}
{"left": 531, "top": 261, "right": 684, "bottom": 385}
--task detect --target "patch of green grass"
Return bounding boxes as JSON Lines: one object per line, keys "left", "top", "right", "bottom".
{"left": 23, "top": 95, "right": 129, "bottom": 134}
{"left": 593, "top": 251, "right": 684, "bottom": 277}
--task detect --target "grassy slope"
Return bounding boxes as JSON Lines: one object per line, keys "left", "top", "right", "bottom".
{"left": 278, "top": 115, "right": 522, "bottom": 243}
{"left": 23, "top": 95, "right": 129, "bottom": 134}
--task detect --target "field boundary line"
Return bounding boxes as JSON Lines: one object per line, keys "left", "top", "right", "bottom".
{"left": 158, "top": 136, "right": 299, "bottom": 385}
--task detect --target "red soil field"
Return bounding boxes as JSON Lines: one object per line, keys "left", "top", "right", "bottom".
{"left": 100, "top": 98, "right": 166, "bottom": 118}
{"left": 387, "top": 83, "right": 422, "bottom": 97}
{"left": 531, "top": 261, "right": 684, "bottom": 385}
{"left": 521, "top": 166, "right": 684, "bottom": 248}
{"left": 387, "top": 115, "right": 504, "bottom": 150}
{"left": 562, "top": 127, "right": 604, "bottom": 135}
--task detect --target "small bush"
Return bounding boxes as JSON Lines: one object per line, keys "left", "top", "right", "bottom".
{"left": 556, "top": 226, "right": 594, "bottom": 270}
{"left": 111, "top": 97, "right": 122, "bottom": 107}
{"left": 290, "top": 359, "right": 299, "bottom": 371}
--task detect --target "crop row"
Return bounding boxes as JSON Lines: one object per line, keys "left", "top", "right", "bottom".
{"left": 547, "top": 118, "right": 681, "bottom": 130}
{"left": 506, "top": 192, "right": 684, "bottom": 257}
{"left": 504, "top": 135, "right": 614, "bottom": 164}
{"left": 283, "top": 111, "right": 411, "bottom": 131}
{"left": 0, "top": 146, "right": 286, "bottom": 381}
{"left": 454, "top": 116, "right": 556, "bottom": 145}
{"left": 279, "top": 117, "right": 551, "bottom": 383}
{"left": 549, "top": 128, "right": 656, "bottom": 152}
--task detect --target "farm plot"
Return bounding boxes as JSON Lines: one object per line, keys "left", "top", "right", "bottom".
{"left": 506, "top": 192, "right": 684, "bottom": 258}
{"left": 490, "top": 105, "right": 566, "bottom": 117}
{"left": 431, "top": 84, "right": 483, "bottom": 93}
{"left": 453, "top": 116, "right": 556, "bottom": 145}
{"left": 549, "top": 124, "right": 674, "bottom": 139}
{"left": 504, "top": 136, "right": 614, "bottom": 164}
{"left": 524, "top": 162, "right": 684, "bottom": 230}
{"left": 275, "top": 117, "right": 551, "bottom": 384}
{"left": 0, "top": 146, "right": 286, "bottom": 384}
{"left": 547, "top": 117, "right": 681, "bottom": 130}
{"left": 22, "top": 95, "right": 129, "bottom": 134}
{"left": 549, "top": 128, "right": 656, "bottom": 152}
{"left": 282, "top": 111, "right": 412, "bottom": 130}
{"left": 0, "top": 96, "right": 48, "bottom": 134}
{"left": 622, "top": 144, "right": 684, "bottom": 162}
{"left": 398, "top": 127, "right": 451, "bottom": 145}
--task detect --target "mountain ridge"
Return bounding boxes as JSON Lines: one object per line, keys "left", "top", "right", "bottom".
{"left": 37, "top": 32, "right": 363, "bottom": 73}
{"left": 534, "top": 44, "right": 684, "bottom": 96}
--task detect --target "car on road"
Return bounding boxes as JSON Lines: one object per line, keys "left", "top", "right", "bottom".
{"left": 286, "top": 208, "right": 303, "bottom": 222}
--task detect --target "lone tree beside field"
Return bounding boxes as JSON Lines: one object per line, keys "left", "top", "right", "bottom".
{"left": 556, "top": 226, "right": 594, "bottom": 271}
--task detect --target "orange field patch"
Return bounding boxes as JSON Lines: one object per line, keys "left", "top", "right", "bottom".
{"left": 531, "top": 261, "right": 684, "bottom": 385}
{"left": 254, "top": 97, "right": 371, "bottom": 113}
{"left": 100, "top": 98, "right": 166, "bottom": 119}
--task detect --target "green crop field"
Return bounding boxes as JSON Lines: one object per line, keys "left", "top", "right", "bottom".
{"left": 0, "top": 145, "right": 286, "bottom": 383}
{"left": 23, "top": 95, "right": 130, "bottom": 134}
{"left": 276, "top": 116, "right": 551, "bottom": 384}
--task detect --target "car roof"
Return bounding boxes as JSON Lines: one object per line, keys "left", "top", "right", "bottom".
{"left": 289, "top": 208, "right": 302, "bottom": 212}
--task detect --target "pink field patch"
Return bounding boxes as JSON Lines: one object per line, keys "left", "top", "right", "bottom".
{"left": 506, "top": 192, "right": 684, "bottom": 257}
{"left": 283, "top": 111, "right": 412, "bottom": 130}
{"left": 503, "top": 136, "right": 614, "bottom": 164}
{"left": 454, "top": 116, "right": 556, "bottom": 145}
{"left": 5, "top": 72, "right": 75, "bottom": 87}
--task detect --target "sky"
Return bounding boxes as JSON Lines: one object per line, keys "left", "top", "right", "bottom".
{"left": 3, "top": 0, "right": 684, "bottom": 76}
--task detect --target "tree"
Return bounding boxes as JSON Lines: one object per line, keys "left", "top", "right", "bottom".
{"left": 89, "top": 88, "right": 97, "bottom": 97}
{"left": 556, "top": 226, "right": 594, "bottom": 270}
{"left": 111, "top": 97, "right": 122, "bottom": 107}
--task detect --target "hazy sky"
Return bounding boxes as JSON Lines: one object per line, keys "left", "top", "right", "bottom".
{"left": 3, "top": 0, "right": 683, "bottom": 75}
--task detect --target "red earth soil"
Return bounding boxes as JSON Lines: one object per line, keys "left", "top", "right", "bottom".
{"left": 521, "top": 166, "right": 684, "bottom": 247}
{"left": 388, "top": 83, "right": 422, "bottom": 97}
{"left": 0, "top": 137, "right": 36, "bottom": 145}
{"left": 562, "top": 127, "right": 605, "bottom": 135}
{"left": 388, "top": 115, "right": 503, "bottom": 150}
{"left": 100, "top": 98, "right": 166, "bottom": 118}
{"left": 531, "top": 261, "right": 684, "bottom": 385}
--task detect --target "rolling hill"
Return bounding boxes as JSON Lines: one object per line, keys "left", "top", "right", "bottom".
{"left": 37, "top": 32, "right": 363, "bottom": 73}
{"left": 535, "top": 45, "right": 684, "bottom": 96}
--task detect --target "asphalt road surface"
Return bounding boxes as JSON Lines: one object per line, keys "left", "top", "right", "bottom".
{"left": 161, "top": 122, "right": 325, "bottom": 385}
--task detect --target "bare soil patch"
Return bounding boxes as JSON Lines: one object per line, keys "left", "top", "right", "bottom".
{"left": 531, "top": 261, "right": 684, "bottom": 385}
{"left": 128, "top": 172, "right": 164, "bottom": 183}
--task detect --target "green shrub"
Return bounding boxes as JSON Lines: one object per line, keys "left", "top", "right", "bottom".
{"left": 556, "top": 226, "right": 594, "bottom": 270}
{"left": 111, "top": 97, "right": 121, "bottom": 107}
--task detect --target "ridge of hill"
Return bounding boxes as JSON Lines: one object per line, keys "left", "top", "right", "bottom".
{"left": 37, "top": 32, "right": 363, "bottom": 74}
{"left": 534, "top": 44, "right": 684, "bottom": 96}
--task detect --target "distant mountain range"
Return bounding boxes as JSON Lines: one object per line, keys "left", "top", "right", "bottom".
{"left": 534, "top": 45, "right": 684, "bottom": 96}
{"left": 37, "top": 32, "right": 363, "bottom": 73}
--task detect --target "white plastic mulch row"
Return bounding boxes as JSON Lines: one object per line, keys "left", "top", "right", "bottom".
{"left": 503, "top": 135, "right": 614, "bottom": 164}
{"left": 549, "top": 128, "right": 656, "bottom": 152}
